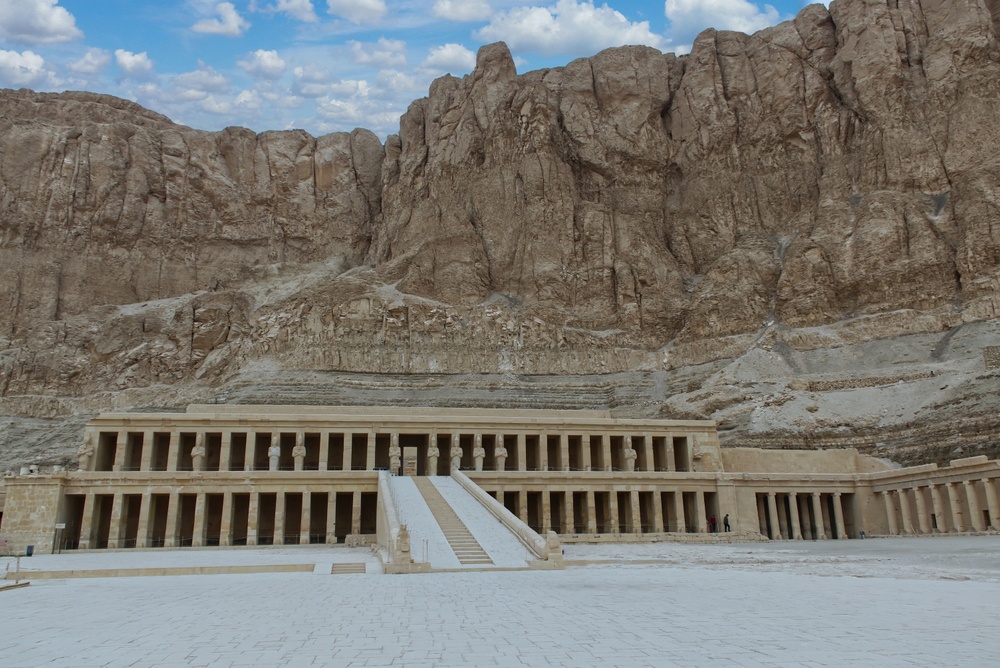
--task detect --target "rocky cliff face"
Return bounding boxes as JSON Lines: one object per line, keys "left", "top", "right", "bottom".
{"left": 2, "top": 0, "right": 1000, "bottom": 470}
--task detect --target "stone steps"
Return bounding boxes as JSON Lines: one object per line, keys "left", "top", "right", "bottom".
{"left": 330, "top": 562, "right": 366, "bottom": 575}
{"left": 412, "top": 477, "right": 493, "bottom": 566}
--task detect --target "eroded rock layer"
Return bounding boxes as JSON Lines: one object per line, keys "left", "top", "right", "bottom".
{"left": 2, "top": 0, "right": 1000, "bottom": 470}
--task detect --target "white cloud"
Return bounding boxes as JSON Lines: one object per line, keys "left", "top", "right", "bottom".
{"left": 173, "top": 65, "right": 230, "bottom": 96}
{"left": 432, "top": 0, "right": 491, "bottom": 22}
{"left": 115, "top": 49, "right": 154, "bottom": 79}
{"left": 326, "top": 0, "right": 386, "bottom": 24}
{"left": 350, "top": 38, "right": 406, "bottom": 67}
{"left": 423, "top": 43, "right": 476, "bottom": 73}
{"left": 477, "top": 0, "right": 667, "bottom": 56}
{"left": 69, "top": 48, "right": 111, "bottom": 75}
{"left": 664, "top": 0, "right": 781, "bottom": 36}
{"left": 0, "top": 48, "right": 51, "bottom": 86}
{"left": 0, "top": 0, "right": 81, "bottom": 45}
{"left": 192, "top": 2, "right": 250, "bottom": 36}
{"left": 235, "top": 88, "right": 262, "bottom": 110}
{"left": 250, "top": 0, "right": 318, "bottom": 22}
{"left": 238, "top": 49, "right": 287, "bottom": 79}
{"left": 292, "top": 64, "right": 332, "bottom": 97}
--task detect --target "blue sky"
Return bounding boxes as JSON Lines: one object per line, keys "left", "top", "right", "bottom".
{"left": 0, "top": 1, "right": 824, "bottom": 137}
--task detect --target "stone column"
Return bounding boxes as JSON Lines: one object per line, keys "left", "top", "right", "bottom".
{"left": 107, "top": 492, "right": 124, "bottom": 548}
{"left": 798, "top": 494, "right": 813, "bottom": 539}
{"left": 560, "top": 434, "right": 570, "bottom": 472}
{"left": 541, "top": 491, "right": 552, "bottom": 533}
{"left": 518, "top": 490, "right": 529, "bottom": 525}
{"left": 389, "top": 433, "right": 401, "bottom": 474}
{"left": 219, "top": 492, "right": 233, "bottom": 547}
{"left": 135, "top": 491, "right": 153, "bottom": 548}
{"left": 602, "top": 434, "right": 612, "bottom": 472}
{"left": 164, "top": 491, "right": 180, "bottom": 548}
{"left": 811, "top": 493, "right": 826, "bottom": 539}
{"left": 219, "top": 432, "right": 232, "bottom": 472}
{"left": 166, "top": 431, "right": 179, "bottom": 472}
{"left": 788, "top": 492, "right": 802, "bottom": 540}
{"left": 274, "top": 492, "right": 286, "bottom": 545}
{"left": 140, "top": 430, "right": 154, "bottom": 472}
{"left": 428, "top": 432, "right": 439, "bottom": 475}
{"left": 630, "top": 490, "right": 642, "bottom": 534}
{"left": 653, "top": 492, "right": 665, "bottom": 532}
{"left": 293, "top": 432, "right": 306, "bottom": 472}
{"left": 342, "top": 432, "right": 353, "bottom": 471}
{"left": 495, "top": 434, "right": 507, "bottom": 472}
{"left": 695, "top": 490, "right": 707, "bottom": 534}
{"left": 914, "top": 487, "right": 930, "bottom": 534}
{"left": 192, "top": 492, "right": 206, "bottom": 547}
{"left": 539, "top": 433, "right": 549, "bottom": 472}
{"left": 300, "top": 492, "right": 312, "bottom": 545}
{"left": 351, "top": 491, "right": 362, "bottom": 536}
{"left": 517, "top": 433, "right": 527, "bottom": 472}
{"left": 586, "top": 490, "right": 598, "bottom": 534}
{"left": 112, "top": 431, "right": 128, "bottom": 472}
{"left": 326, "top": 493, "right": 338, "bottom": 544}
{"left": 582, "top": 435, "right": 592, "bottom": 471}
{"left": 898, "top": 489, "right": 914, "bottom": 534}
{"left": 473, "top": 433, "right": 485, "bottom": 472}
{"left": 666, "top": 436, "right": 676, "bottom": 472}
{"left": 247, "top": 491, "right": 259, "bottom": 546}
{"left": 366, "top": 432, "right": 376, "bottom": 471}
{"left": 78, "top": 493, "right": 96, "bottom": 549}
{"left": 964, "top": 480, "right": 984, "bottom": 531}
{"left": 564, "top": 491, "right": 575, "bottom": 534}
{"left": 881, "top": 491, "right": 898, "bottom": 535}
{"left": 609, "top": 489, "right": 620, "bottom": 534}
{"left": 833, "top": 492, "right": 846, "bottom": 539}
{"left": 946, "top": 482, "right": 964, "bottom": 532}
{"left": 766, "top": 492, "right": 781, "bottom": 539}
{"left": 984, "top": 478, "right": 1000, "bottom": 531}
{"left": 317, "top": 431, "right": 330, "bottom": 472}
{"left": 643, "top": 435, "right": 655, "bottom": 473}
{"left": 674, "top": 491, "right": 685, "bottom": 532}
{"left": 930, "top": 484, "right": 947, "bottom": 532}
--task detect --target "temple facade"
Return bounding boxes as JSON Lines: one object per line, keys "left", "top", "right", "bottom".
{"left": 1, "top": 404, "right": 998, "bottom": 555}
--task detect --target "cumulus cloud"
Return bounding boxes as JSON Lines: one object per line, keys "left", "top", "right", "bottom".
{"left": 115, "top": 49, "right": 154, "bottom": 79}
{"left": 0, "top": 48, "right": 51, "bottom": 86}
{"left": 326, "top": 0, "right": 386, "bottom": 24}
{"left": 477, "top": 0, "right": 667, "bottom": 56}
{"left": 423, "top": 43, "right": 476, "bottom": 73}
{"left": 664, "top": 0, "right": 781, "bottom": 36}
{"left": 238, "top": 49, "right": 287, "bottom": 79}
{"left": 69, "top": 48, "right": 111, "bottom": 75}
{"left": 350, "top": 38, "right": 406, "bottom": 67}
{"left": 173, "top": 65, "right": 230, "bottom": 98}
{"left": 235, "top": 88, "right": 262, "bottom": 110}
{"left": 250, "top": 0, "right": 318, "bottom": 22}
{"left": 192, "top": 2, "right": 250, "bottom": 36}
{"left": 0, "top": 0, "right": 81, "bottom": 45}
{"left": 432, "top": 0, "right": 491, "bottom": 22}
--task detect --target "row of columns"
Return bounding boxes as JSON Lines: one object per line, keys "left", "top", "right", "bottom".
{"left": 761, "top": 491, "right": 847, "bottom": 540}
{"left": 881, "top": 478, "right": 1000, "bottom": 534}
{"left": 81, "top": 430, "right": 694, "bottom": 474}
{"left": 73, "top": 489, "right": 365, "bottom": 550}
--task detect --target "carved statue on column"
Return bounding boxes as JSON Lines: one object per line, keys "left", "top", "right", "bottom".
{"left": 450, "top": 439, "right": 463, "bottom": 470}
{"left": 268, "top": 434, "right": 281, "bottom": 471}
{"left": 495, "top": 434, "right": 508, "bottom": 472}
{"left": 77, "top": 432, "right": 95, "bottom": 471}
{"left": 473, "top": 434, "right": 486, "bottom": 471}
{"left": 191, "top": 433, "right": 207, "bottom": 471}
{"left": 623, "top": 436, "right": 637, "bottom": 472}
{"left": 389, "top": 433, "right": 402, "bottom": 473}
{"left": 292, "top": 432, "right": 307, "bottom": 471}
{"left": 428, "top": 437, "right": 440, "bottom": 473}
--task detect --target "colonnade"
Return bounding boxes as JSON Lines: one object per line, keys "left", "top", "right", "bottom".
{"left": 879, "top": 477, "right": 1000, "bottom": 534}
{"left": 65, "top": 488, "right": 375, "bottom": 550}
{"left": 756, "top": 491, "right": 851, "bottom": 540}
{"left": 80, "top": 428, "right": 698, "bottom": 474}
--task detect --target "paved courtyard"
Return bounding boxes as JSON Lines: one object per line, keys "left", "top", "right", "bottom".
{"left": 2, "top": 537, "right": 998, "bottom": 667}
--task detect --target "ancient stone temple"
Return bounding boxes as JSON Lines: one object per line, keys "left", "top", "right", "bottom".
{"left": 2, "top": 404, "right": 998, "bottom": 557}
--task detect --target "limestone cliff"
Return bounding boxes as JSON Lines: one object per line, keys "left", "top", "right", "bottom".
{"left": 1, "top": 0, "right": 1000, "bottom": 471}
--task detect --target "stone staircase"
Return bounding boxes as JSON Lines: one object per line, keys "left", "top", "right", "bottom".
{"left": 412, "top": 477, "right": 493, "bottom": 566}
{"left": 330, "top": 563, "right": 366, "bottom": 574}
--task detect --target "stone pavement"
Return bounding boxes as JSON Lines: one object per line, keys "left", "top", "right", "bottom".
{"left": 1, "top": 540, "right": 998, "bottom": 667}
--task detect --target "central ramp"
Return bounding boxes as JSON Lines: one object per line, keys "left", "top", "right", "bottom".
{"left": 412, "top": 477, "right": 493, "bottom": 566}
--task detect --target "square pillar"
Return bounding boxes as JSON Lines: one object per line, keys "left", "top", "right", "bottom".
{"left": 318, "top": 431, "right": 330, "bottom": 471}
{"left": 220, "top": 492, "right": 233, "bottom": 547}
{"left": 881, "top": 491, "right": 898, "bottom": 535}
{"left": 166, "top": 431, "right": 179, "bottom": 472}
{"left": 135, "top": 491, "right": 153, "bottom": 548}
{"left": 608, "top": 489, "right": 620, "bottom": 534}
{"left": 630, "top": 490, "right": 641, "bottom": 534}
{"left": 164, "top": 491, "right": 180, "bottom": 548}
{"left": 78, "top": 492, "right": 96, "bottom": 549}
{"left": 326, "top": 493, "right": 338, "bottom": 544}
{"left": 964, "top": 480, "right": 985, "bottom": 532}
{"left": 541, "top": 491, "right": 552, "bottom": 533}
{"left": 788, "top": 492, "right": 802, "bottom": 540}
{"left": 247, "top": 491, "right": 259, "bottom": 546}
{"left": 946, "top": 483, "right": 964, "bottom": 532}
{"left": 106, "top": 492, "right": 124, "bottom": 549}
{"left": 642, "top": 435, "right": 655, "bottom": 473}
{"left": 219, "top": 432, "right": 232, "bottom": 472}
{"left": 653, "top": 491, "right": 664, "bottom": 532}
{"left": 517, "top": 434, "right": 527, "bottom": 472}
{"left": 274, "top": 492, "right": 286, "bottom": 544}
{"left": 586, "top": 490, "right": 597, "bottom": 534}
{"left": 192, "top": 492, "right": 207, "bottom": 547}
{"left": 984, "top": 478, "right": 1000, "bottom": 531}
{"left": 563, "top": 490, "right": 574, "bottom": 534}
{"left": 139, "top": 430, "right": 154, "bottom": 472}
{"left": 665, "top": 436, "right": 676, "bottom": 471}
{"left": 366, "top": 433, "right": 376, "bottom": 471}
{"left": 342, "top": 431, "right": 353, "bottom": 471}
{"left": 559, "top": 434, "right": 570, "bottom": 472}
{"left": 898, "top": 489, "right": 914, "bottom": 534}
{"left": 518, "top": 490, "right": 529, "bottom": 524}
{"left": 112, "top": 431, "right": 128, "bottom": 472}
{"left": 602, "top": 435, "right": 612, "bottom": 472}
{"left": 539, "top": 433, "right": 549, "bottom": 472}
{"left": 930, "top": 484, "right": 947, "bottom": 532}
{"left": 674, "top": 491, "right": 685, "bottom": 532}
{"left": 582, "top": 435, "right": 592, "bottom": 472}
{"left": 914, "top": 487, "right": 930, "bottom": 534}
{"left": 811, "top": 492, "right": 826, "bottom": 539}
{"left": 300, "top": 491, "right": 312, "bottom": 544}
{"left": 351, "top": 492, "right": 362, "bottom": 536}
{"left": 833, "top": 492, "right": 846, "bottom": 539}
{"left": 695, "top": 490, "right": 707, "bottom": 534}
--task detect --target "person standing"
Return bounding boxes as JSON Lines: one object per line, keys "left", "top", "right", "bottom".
{"left": 723, "top": 514, "right": 731, "bottom": 532}
{"left": 709, "top": 515, "right": 717, "bottom": 533}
